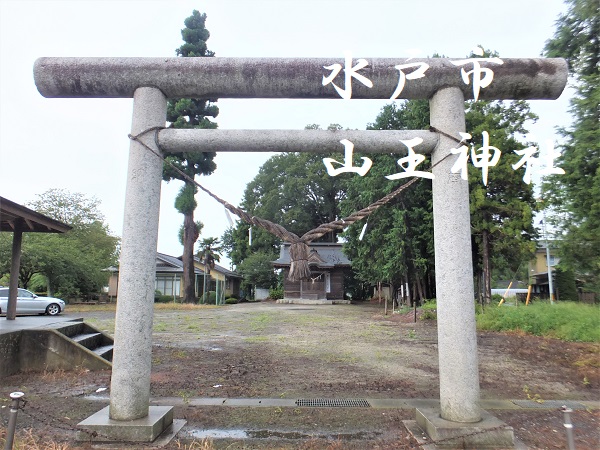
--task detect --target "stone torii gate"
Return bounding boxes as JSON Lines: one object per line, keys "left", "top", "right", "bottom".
{"left": 34, "top": 56, "right": 567, "bottom": 445}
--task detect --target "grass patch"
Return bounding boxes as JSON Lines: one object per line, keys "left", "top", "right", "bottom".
{"left": 477, "top": 301, "right": 600, "bottom": 342}
{"left": 244, "top": 336, "right": 269, "bottom": 343}
{"left": 154, "top": 322, "right": 168, "bottom": 332}
{"left": 67, "top": 303, "right": 217, "bottom": 313}
{"left": 67, "top": 303, "right": 116, "bottom": 312}
{"left": 154, "top": 303, "right": 218, "bottom": 311}
{"left": 249, "top": 312, "right": 275, "bottom": 331}
{"left": 85, "top": 318, "right": 115, "bottom": 334}
{"left": 322, "top": 351, "right": 359, "bottom": 363}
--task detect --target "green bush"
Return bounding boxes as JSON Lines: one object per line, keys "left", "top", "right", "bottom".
{"left": 154, "top": 295, "right": 173, "bottom": 303}
{"left": 477, "top": 301, "right": 600, "bottom": 342}
{"left": 420, "top": 299, "right": 437, "bottom": 320}
{"left": 201, "top": 291, "right": 217, "bottom": 304}
{"left": 269, "top": 287, "right": 284, "bottom": 300}
{"left": 225, "top": 297, "right": 238, "bottom": 304}
{"left": 421, "top": 299, "right": 437, "bottom": 309}
{"left": 491, "top": 293, "right": 503, "bottom": 303}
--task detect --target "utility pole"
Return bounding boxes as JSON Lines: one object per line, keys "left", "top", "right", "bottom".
{"left": 542, "top": 208, "right": 555, "bottom": 304}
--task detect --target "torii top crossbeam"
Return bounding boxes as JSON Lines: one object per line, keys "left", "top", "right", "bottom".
{"left": 34, "top": 57, "right": 567, "bottom": 100}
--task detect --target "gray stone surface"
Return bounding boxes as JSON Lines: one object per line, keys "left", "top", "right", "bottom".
{"left": 77, "top": 405, "right": 174, "bottom": 442}
{"left": 430, "top": 87, "right": 481, "bottom": 423}
{"left": 108, "top": 87, "right": 167, "bottom": 421}
{"left": 415, "top": 407, "right": 515, "bottom": 449}
{"left": 158, "top": 129, "right": 438, "bottom": 154}
{"left": 34, "top": 57, "right": 567, "bottom": 100}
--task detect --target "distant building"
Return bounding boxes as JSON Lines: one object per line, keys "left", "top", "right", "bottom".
{"left": 107, "top": 252, "right": 242, "bottom": 301}
{"left": 272, "top": 242, "right": 351, "bottom": 302}
{"left": 528, "top": 242, "right": 559, "bottom": 299}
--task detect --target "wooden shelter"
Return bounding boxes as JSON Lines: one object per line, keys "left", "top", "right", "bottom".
{"left": 272, "top": 242, "right": 351, "bottom": 301}
{"left": 0, "top": 197, "right": 71, "bottom": 320}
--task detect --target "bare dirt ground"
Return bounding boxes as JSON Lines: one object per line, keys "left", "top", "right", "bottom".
{"left": 1, "top": 301, "right": 598, "bottom": 449}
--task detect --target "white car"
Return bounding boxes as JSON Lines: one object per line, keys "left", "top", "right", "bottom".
{"left": 0, "top": 287, "right": 66, "bottom": 316}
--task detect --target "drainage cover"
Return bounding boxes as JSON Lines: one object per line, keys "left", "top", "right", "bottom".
{"left": 512, "top": 400, "right": 587, "bottom": 410}
{"left": 295, "top": 398, "right": 371, "bottom": 408}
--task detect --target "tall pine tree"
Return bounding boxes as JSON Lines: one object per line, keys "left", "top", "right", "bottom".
{"left": 164, "top": 10, "right": 218, "bottom": 303}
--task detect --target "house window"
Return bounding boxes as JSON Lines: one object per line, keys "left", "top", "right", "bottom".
{"left": 546, "top": 255, "right": 560, "bottom": 267}
{"left": 155, "top": 275, "right": 180, "bottom": 297}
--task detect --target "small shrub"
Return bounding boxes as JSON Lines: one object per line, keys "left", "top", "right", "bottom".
{"left": 421, "top": 299, "right": 437, "bottom": 309}
{"left": 492, "top": 293, "right": 503, "bottom": 303}
{"left": 225, "top": 297, "right": 238, "bottom": 304}
{"left": 420, "top": 299, "right": 437, "bottom": 320}
{"left": 269, "top": 287, "right": 284, "bottom": 300}
{"left": 420, "top": 309, "right": 437, "bottom": 320}
{"left": 201, "top": 291, "right": 217, "bottom": 304}
{"left": 154, "top": 294, "right": 173, "bottom": 303}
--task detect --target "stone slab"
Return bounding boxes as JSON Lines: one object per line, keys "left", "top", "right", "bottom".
{"left": 87, "top": 419, "right": 186, "bottom": 449}
{"left": 76, "top": 406, "right": 173, "bottom": 442}
{"left": 416, "top": 407, "right": 515, "bottom": 449}
{"left": 276, "top": 299, "right": 351, "bottom": 305}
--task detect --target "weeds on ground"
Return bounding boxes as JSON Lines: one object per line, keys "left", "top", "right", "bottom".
{"left": 477, "top": 301, "right": 600, "bottom": 342}
{"left": 249, "top": 312, "right": 274, "bottom": 331}
{"left": 523, "top": 384, "right": 544, "bottom": 403}
{"left": 173, "top": 438, "right": 214, "bottom": 449}
{"left": 154, "top": 303, "right": 218, "bottom": 310}
{"left": 68, "top": 303, "right": 217, "bottom": 313}
{"left": 85, "top": 317, "right": 115, "bottom": 334}
{"left": 0, "top": 427, "right": 70, "bottom": 450}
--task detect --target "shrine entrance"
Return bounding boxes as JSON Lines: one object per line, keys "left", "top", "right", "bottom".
{"left": 34, "top": 54, "right": 567, "bottom": 446}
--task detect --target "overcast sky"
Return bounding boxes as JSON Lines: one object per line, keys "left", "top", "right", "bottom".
{"left": 0, "top": 0, "right": 570, "bottom": 268}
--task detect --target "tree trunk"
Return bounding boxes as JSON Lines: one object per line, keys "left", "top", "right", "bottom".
{"left": 482, "top": 229, "right": 492, "bottom": 305}
{"left": 475, "top": 270, "right": 482, "bottom": 306}
{"left": 418, "top": 276, "right": 426, "bottom": 303}
{"left": 182, "top": 210, "right": 199, "bottom": 303}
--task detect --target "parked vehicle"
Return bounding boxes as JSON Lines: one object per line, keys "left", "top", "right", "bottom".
{"left": 0, "top": 288, "right": 66, "bottom": 316}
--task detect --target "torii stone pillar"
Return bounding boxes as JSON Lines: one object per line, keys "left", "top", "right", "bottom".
{"left": 430, "top": 87, "right": 480, "bottom": 422}
{"left": 110, "top": 87, "right": 167, "bottom": 421}
{"left": 76, "top": 87, "right": 175, "bottom": 441}
{"left": 34, "top": 56, "right": 567, "bottom": 445}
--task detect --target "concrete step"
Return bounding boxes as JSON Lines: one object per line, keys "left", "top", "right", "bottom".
{"left": 53, "top": 321, "right": 114, "bottom": 367}
{"left": 52, "top": 321, "right": 86, "bottom": 338}
{"left": 92, "top": 344, "right": 114, "bottom": 362}
{"left": 73, "top": 332, "right": 103, "bottom": 350}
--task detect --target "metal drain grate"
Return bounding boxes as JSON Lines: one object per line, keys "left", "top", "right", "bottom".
{"left": 512, "top": 400, "right": 587, "bottom": 410}
{"left": 295, "top": 398, "right": 371, "bottom": 408}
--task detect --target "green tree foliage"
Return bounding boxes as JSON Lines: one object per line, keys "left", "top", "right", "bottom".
{"left": 197, "top": 237, "right": 222, "bottom": 267}
{"left": 543, "top": 0, "right": 600, "bottom": 293}
{"left": 222, "top": 124, "right": 347, "bottom": 267}
{"left": 466, "top": 98, "right": 538, "bottom": 304}
{"left": 237, "top": 251, "right": 279, "bottom": 293}
{"left": 0, "top": 189, "right": 119, "bottom": 297}
{"left": 197, "top": 237, "right": 221, "bottom": 303}
{"left": 554, "top": 267, "right": 579, "bottom": 301}
{"left": 164, "top": 10, "right": 218, "bottom": 303}
{"left": 341, "top": 100, "right": 435, "bottom": 304}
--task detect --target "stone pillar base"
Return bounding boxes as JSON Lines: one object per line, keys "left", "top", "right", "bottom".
{"left": 404, "top": 407, "right": 515, "bottom": 449}
{"left": 76, "top": 406, "right": 174, "bottom": 442}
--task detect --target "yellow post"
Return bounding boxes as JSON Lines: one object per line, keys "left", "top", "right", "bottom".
{"left": 498, "top": 281, "right": 513, "bottom": 306}
{"left": 525, "top": 285, "right": 532, "bottom": 305}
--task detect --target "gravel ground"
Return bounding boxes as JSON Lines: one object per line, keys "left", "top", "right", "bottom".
{"left": 1, "top": 301, "right": 598, "bottom": 449}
